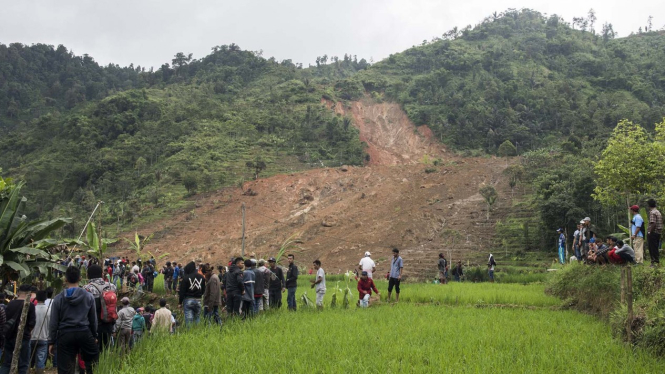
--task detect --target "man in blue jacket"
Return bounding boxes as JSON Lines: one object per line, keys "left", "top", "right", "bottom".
{"left": 49, "top": 266, "right": 98, "bottom": 374}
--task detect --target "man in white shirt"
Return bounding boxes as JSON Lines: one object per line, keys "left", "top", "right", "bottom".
{"left": 358, "top": 252, "right": 376, "bottom": 279}
{"left": 310, "top": 260, "right": 326, "bottom": 309}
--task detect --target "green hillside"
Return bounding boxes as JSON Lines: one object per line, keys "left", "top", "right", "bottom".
{"left": 1, "top": 8, "right": 664, "bottom": 238}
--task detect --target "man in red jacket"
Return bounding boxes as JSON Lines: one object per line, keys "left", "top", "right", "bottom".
{"left": 357, "top": 271, "right": 380, "bottom": 308}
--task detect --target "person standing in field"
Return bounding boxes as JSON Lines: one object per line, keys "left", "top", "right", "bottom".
{"left": 202, "top": 265, "right": 222, "bottom": 325}
{"left": 83, "top": 264, "right": 117, "bottom": 353}
{"left": 225, "top": 257, "right": 245, "bottom": 316}
{"left": 151, "top": 299, "right": 174, "bottom": 334}
{"left": 241, "top": 259, "right": 256, "bottom": 317}
{"left": 142, "top": 261, "right": 155, "bottom": 293}
{"left": 357, "top": 271, "right": 380, "bottom": 307}
{"left": 387, "top": 248, "right": 403, "bottom": 302}
{"left": 286, "top": 254, "right": 299, "bottom": 311}
{"left": 172, "top": 262, "right": 181, "bottom": 292}
{"left": 251, "top": 261, "right": 265, "bottom": 313}
{"left": 557, "top": 228, "right": 566, "bottom": 265}
{"left": 630, "top": 205, "right": 645, "bottom": 264}
{"left": 163, "top": 262, "right": 174, "bottom": 295}
{"left": 452, "top": 261, "right": 464, "bottom": 282}
{"left": 0, "top": 284, "right": 36, "bottom": 374}
{"left": 257, "top": 260, "right": 272, "bottom": 310}
{"left": 268, "top": 257, "right": 285, "bottom": 309}
{"left": 178, "top": 261, "right": 206, "bottom": 326}
{"left": 131, "top": 308, "right": 146, "bottom": 344}
{"left": 647, "top": 199, "right": 662, "bottom": 266}
{"left": 573, "top": 223, "right": 581, "bottom": 261}
{"left": 31, "top": 290, "right": 50, "bottom": 374}
{"left": 49, "top": 266, "right": 98, "bottom": 374}
{"left": 113, "top": 297, "right": 134, "bottom": 356}
{"left": 437, "top": 253, "right": 448, "bottom": 284}
{"left": 311, "top": 260, "right": 326, "bottom": 309}
{"left": 358, "top": 252, "right": 376, "bottom": 279}
{"left": 488, "top": 254, "right": 497, "bottom": 282}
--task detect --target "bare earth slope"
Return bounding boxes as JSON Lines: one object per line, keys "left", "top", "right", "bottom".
{"left": 117, "top": 98, "right": 511, "bottom": 279}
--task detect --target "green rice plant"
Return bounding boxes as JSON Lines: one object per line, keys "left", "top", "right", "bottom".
{"left": 97, "top": 304, "right": 665, "bottom": 373}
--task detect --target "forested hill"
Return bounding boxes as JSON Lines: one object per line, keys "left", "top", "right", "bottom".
{"left": 1, "top": 8, "right": 664, "bottom": 237}
{"left": 350, "top": 9, "right": 665, "bottom": 152}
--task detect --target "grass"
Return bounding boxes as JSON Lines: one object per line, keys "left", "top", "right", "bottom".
{"left": 294, "top": 278, "right": 559, "bottom": 308}
{"left": 97, "top": 304, "right": 665, "bottom": 373}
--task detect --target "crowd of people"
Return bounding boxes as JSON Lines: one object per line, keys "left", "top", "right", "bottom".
{"left": 561, "top": 199, "right": 662, "bottom": 266}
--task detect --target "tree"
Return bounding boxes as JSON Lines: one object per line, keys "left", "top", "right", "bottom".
{"left": 498, "top": 140, "right": 517, "bottom": 165}
{"left": 479, "top": 184, "right": 498, "bottom": 220}
{"left": 246, "top": 159, "right": 267, "bottom": 180}
{"left": 504, "top": 164, "right": 524, "bottom": 198}
{"left": 135, "top": 157, "right": 147, "bottom": 176}
{"left": 183, "top": 174, "right": 198, "bottom": 195}
{"left": 593, "top": 120, "right": 662, "bottom": 207}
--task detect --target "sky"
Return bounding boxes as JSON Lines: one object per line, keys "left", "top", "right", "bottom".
{"left": 1, "top": 0, "right": 663, "bottom": 69}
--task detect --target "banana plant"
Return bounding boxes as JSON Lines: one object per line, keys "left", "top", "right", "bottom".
{"left": 0, "top": 179, "right": 70, "bottom": 284}
{"left": 124, "top": 232, "right": 154, "bottom": 261}
{"left": 84, "top": 222, "right": 117, "bottom": 261}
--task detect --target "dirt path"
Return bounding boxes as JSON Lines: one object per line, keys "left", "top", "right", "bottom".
{"left": 112, "top": 98, "right": 512, "bottom": 279}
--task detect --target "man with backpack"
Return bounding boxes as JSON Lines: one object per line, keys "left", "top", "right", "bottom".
{"left": 437, "top": 253, "right": 448, "bottom": 284}
{"left": 0, "top": 284, "right": 36, "bottom": 374}
{"left": 49, "top": 266, "right": 98, "bottom": 374}
{"left": 84, "top": 264, "right": 118, "bottom": 353}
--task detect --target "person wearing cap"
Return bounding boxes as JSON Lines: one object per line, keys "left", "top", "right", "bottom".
{"left": 630, "top": 205, "right": 645, "bottom": 264}
{"left": 646, "top": 199, "right": 662, "bottom": 266}
{"left": 268, "top": 258, "right": 285, "bottom": 309}
{"left": 358, "top": 252, "right": 376, "bottom": 279}
{"left": 83, "top": 264, "right": 117, "bottom": 353}
{"left": 357, "top": 271, "right": 379, "bottom": 307}
{"left": 557, "top": 228, "right": 566, "bottom": 265}
{"left": 0, "top": 284, "right": 36, "bottom": 374}
{"left": 114, "top": 297, "right": 135, "bottom": 355}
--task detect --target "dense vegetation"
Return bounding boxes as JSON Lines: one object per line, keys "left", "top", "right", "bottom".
{"left": 547, "top": 264, "right": 665, "bottom": 356}
{"left": 1, "top": 8, "right": 664, "bottom": 245}
{"left": 0, "top": 45, "right": 368, "bottom": 233}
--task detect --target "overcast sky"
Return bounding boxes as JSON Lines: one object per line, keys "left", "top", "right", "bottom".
{"left": 1, "top": 1, "right": 663, "bottom": 69}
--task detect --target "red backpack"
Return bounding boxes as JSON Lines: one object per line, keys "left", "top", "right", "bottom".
{"left": 93, "top": 284, "right": 118, "bottom": 323}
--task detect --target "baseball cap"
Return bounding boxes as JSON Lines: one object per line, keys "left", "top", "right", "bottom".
{"left": 268, "top": 257, "right": 276, "bottom": 262}
{"left": 556, "top": 228, "right": 562, "bottom": 232}
{"left": 630, "top": 205, "right": 640, "bottom": 212}
{"left": 121, "top": 297, "right": 130, "bottom": 305}
{"left": 584, "top": 217, "right": 591, "bottom": 221}
{"left": 361, "top": 271, "right": 368, "bottom": 276}
{"left": 579, "top": 220, "right": 585, "bottom": 224}
{"left": 365, "top": 251, "right": 371, "bottom": 257}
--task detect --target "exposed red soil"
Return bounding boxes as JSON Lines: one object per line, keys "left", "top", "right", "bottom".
{"left": 113, "top": 98, "right": 512, "bottom": 279}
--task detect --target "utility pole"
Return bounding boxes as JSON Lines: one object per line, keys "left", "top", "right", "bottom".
{"left": 241, "top": 203, "right": 246, "bottom": 257}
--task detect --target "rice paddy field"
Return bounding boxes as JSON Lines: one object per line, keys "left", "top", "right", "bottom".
{"left": 99, "top": 281, "right": 665, "bottom": 373}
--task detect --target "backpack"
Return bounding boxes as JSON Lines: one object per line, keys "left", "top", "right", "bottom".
{"left": 128, "top": 273, "right": 138, "bottom": 285}
{"left": 93, "top": 284, "right": 118, "bottom": 323}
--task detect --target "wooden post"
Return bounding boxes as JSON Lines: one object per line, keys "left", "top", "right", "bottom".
{"left": 241, "top": 203, "right": 246, "bottom": 257}
{"left": 626, "top": 266, "right": 633, "bottom": 343}
{"left": 620, "top": 267, "right": 625, "bottom": 304}
{"left": 10, "top": 298, "right": 30, "bottom": 374}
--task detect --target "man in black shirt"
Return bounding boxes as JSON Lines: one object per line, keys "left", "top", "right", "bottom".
{"left": 268, "top": 257, "right": 285, "bottom": 309}
{"left": 178, "top": 261, "right": 206, "bottom": 326}
{"left": 224, "top": 258, "right": 244, "bottom": 316}
{"left": 285, "top": 254, "right": 298, "bottom": 311}
{"left": 0, "top": 284, "right": 36, "bottom": 374}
